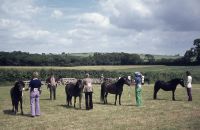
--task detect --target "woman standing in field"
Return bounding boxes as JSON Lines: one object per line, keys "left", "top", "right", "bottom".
{"left": 186, "top": 71, "right": 192, "bottom": 101}
{"left": 83, "top": 73, "right": 93, "bottom": 110}
{"left": 134, "top": 72, "right": 142, "bottom": 106}
{"left": 29, "top": 72, "right": 42, "bottom": 117}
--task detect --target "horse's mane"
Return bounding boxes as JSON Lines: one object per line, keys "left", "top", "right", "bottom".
{"left": 14, "top": 80, "right": 25, "bottom": 88}
{"left": 75, "top": 79, "right": 82, "bottom": 87}
{"left": 168, "top": 78, "right": 182, "bottom": 83}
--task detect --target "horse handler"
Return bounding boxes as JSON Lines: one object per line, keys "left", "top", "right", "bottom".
{"left": 134, "top": 72, "right": 142, "bottom": 107}
{"left": 83, "top": 73, "right": 93, "bottom": 110}
{"left": 28, "top": 72, "right": 42, "bottom": 117}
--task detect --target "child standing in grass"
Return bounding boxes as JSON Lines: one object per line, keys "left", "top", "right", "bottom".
{"left": 134, "top": 72, "right": 142, "bottom": 106}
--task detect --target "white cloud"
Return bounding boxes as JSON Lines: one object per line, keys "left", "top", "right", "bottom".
{"left": 0, "top": 0, "right": 199, "bottom": 55}
{"left": 0, "top": 19, "right": 21, "bottom": 29}
{"left": 13, "top": 30, "right": 50, "bottom": 39}
{"left": 51, "top": 9, "right": 63, "bottom": 18}
{"left": 1, "top": 0, "right": 40, "bottom": 19}
{"left": 79, "top": 12, "right": 110, "bottom": 27}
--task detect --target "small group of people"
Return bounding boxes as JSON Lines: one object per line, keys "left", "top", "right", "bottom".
{"left": 28, "top": 72, "right": 94, "bottom": 117}
{"left": 27, "top": 70, "right": 192, "bottom": 117}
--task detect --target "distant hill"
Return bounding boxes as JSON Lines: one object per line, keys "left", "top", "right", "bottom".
{"left": 139, "top": 54, "right": 182, "bottom": 60}
{"left": 67, "top": 53, "right": 94, "bottom": 57}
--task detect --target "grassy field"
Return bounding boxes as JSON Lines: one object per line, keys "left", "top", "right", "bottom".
{"left": 0, "top": 84, "right": 199, "bottom": 130}
{"left": 0, "top": 65, "right": 199, "bottom": 73}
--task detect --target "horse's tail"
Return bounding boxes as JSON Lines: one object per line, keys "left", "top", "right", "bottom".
{"left": 100, "top": 82, "right": 105, "bottom": 102}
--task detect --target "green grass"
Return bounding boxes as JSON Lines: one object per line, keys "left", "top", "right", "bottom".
{"left": 0, "top": 84, "right": 199, "bottom": 130}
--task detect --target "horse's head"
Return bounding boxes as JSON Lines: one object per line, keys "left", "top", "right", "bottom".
{"left": 178, "top": 78, "right": 185, "bottom": 87}
{"left": 118, "top": 77, "right": 131, "bottom": 86}
{"left": 76, "top": 79, "right": 84, "bottom": 89}
{"left": 14, "top": 80, "right": 25, "bottom": 92}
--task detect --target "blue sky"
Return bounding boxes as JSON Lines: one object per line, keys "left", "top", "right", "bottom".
{"left": 0, "top": 0, "right": 200, "bottom": 55}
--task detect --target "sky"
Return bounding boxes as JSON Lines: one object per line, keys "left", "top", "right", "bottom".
{"left": 0, "top": 0, "right": 199, "bottom": 55}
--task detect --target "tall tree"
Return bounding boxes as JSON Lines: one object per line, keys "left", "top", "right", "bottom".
{"left": 194, "top": 39, "right": 200, "bottom": 63}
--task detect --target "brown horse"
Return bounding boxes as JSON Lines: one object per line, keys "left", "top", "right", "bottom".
{"left": 100, "top": 77, "right": 131, "bottom": 105}
{"left": 65, "top": 79, "right": 84, "bottom": 108}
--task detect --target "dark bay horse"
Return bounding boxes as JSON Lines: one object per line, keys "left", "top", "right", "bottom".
{"left": 153, "top": 78, "right": 185, "bottom": 100}
{"left": 65, "top": 79, "right": 84, "bottom": 108}
{"left": 10, "top": 80, "right": 25, "bottom": 115}
{"left": 100, "top": 77, "right": 131, "bottom": 105}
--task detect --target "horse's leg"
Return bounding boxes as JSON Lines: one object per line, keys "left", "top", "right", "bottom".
{"left": 11, "top": 99, "right": 14, "bottom": 112}
{"left": 119, "top": 93, "right": 122, "bottom": 105}
{"left": 74, "top": 96, "right": 76, "bottom": 108}
{"left": 50, "top": 86, "right": 52, "bottom": 100}
{"left": 105, "top": 92, "right": 108, "bottom": 104}
{"left": 172, "top": 90, "right": 175, "bottom": 101}
{"left": 70, "top": 96, "right": 72, "bottom": 105}
{"left": 67, "top": 94, "right": 69, "bottom": 106}
{"left": 114, "top": 94, "right": 117, "bottom": 105}
{"left": 14, "top": 101, "right": 19, "bottom": 115}
{"left": 79, "top": 95, "right": 82, "bottom": 109}
{"left": 154, "top": 87, "right": 160, "bottom": 99}
{"left": 20, "top": 99, "right": 23, "bottom": 115}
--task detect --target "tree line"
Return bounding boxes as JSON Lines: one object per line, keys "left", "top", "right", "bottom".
{"left": 0, "top": 39, "right": 199, "bottom": 66}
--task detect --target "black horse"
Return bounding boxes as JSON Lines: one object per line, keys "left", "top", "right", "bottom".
{"left": 65, "top": 79, "right": 84, "bottom": 108}
{"left": 153, "top": 78, "right": 185, "bottom": 100}
{"left": 10, "top": 80, "right": 25, "bottom": 115}
{"left": 100, "top": 77, "right": 131, "bottom": 105}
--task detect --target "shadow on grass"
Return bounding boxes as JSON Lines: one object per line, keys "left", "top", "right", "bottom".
{"left": 3, "top": 109, "right": 32, "bottom": 117}
{"left": 146, "top": 98, "right": 183, "bottom": 101}
{"left": 122, "top": 104, "right": 137, "bottom": 106}
{"left": 57, "top": 104, "right": 84, "bottom": 110}
{"left": 40, "top": 98, "right": 51, "bottom": 100}
{"left": 93, "top": 101, "right": 114, "bottom": 106}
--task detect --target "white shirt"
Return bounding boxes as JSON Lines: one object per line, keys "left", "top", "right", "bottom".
{"left": 142, "top": 75, "right": 144, "bottom": 84}
{"left": 187, "top": 76, "right": 192, "bottom": 88}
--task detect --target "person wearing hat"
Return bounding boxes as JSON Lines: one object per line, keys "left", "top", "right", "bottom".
{"left": 28, "top": 71, "right": 42, "bottom": 117}
{"left": 134, "top": 72, "right": 142, "bottom": 106}
{"left": 83, "top": 73, "right": 93, "bottom": 110}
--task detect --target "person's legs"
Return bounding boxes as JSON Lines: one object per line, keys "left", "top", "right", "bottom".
{"left": 89, "top": 92, "right": 93, "bottom": 109}
{"left": 30, "top": 91, "right": 36, "bottom": 116}
{"left": 85, "top": 93, "right": 89, "bottom": 110}
{"left": 35, "top": 91, "right": 40, "bottom": 116}
{"left": 135, "top": 87, "right": 142, "bottom": 106}
{"left": 53, "top": 86, "right": 56, "bottom": 100}
{"left": 187, "top": 88, "right": 192, "bottom": 101}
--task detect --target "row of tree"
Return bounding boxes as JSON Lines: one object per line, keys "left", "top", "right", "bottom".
{"left": 0, "top": 39, "right": 199, "bottom": 66}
